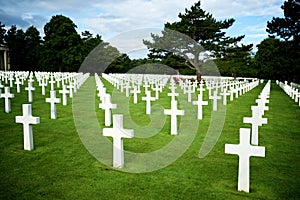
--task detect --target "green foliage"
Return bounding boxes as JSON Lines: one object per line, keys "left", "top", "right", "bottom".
{"left": 143, "top": 1, "right": 250, "bottom": 77}
{"left": 257, "top": 0, "right": 300, "bottom": 82}
{"left": 43, "top": 15, "right": 82, "bottom": 72}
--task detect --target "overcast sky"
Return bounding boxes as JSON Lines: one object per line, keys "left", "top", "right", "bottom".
{"left": 0, "top": 0, "right": 285, "bottom": 58}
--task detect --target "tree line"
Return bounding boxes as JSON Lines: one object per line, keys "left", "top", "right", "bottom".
{"left": 0, "top": 0, "right": 299, "bottom": 82}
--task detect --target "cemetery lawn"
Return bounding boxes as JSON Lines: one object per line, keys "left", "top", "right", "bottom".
{"left": 0, "top": 78, "right": 299, "bottom": 199}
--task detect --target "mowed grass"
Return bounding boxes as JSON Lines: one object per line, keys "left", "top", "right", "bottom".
{"left": 0, "top": 77, "right": 299, "bottom": 199}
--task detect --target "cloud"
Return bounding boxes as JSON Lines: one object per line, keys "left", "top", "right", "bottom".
{"left": 201, "top": 0, "right": 285, "bottom": 18}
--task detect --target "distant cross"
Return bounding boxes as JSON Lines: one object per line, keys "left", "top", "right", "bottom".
{"left": 16, "top": 104, "right": 40, "bottom": 150}
{"left": 142, "top": 91, "right": 156, "bottom": 115}
{"left": 152, "top": 84, "right": 162, "bottom": 100}
{"left": 255, "top": 98, "right": 269, "bottom": 116}
{"left": 243, "top": 106, "right": 267, "bottom": 145}
{"left": 9, "top": 74, "right": 14, "bottom": 87}
{"left": 225, "top": 128, "right": 265, "bottom": 193}
{"left": 0, "top": 81, "right": 4, "bottom": 94}
{"left": 99, "top": 93, "right": 117, "bottom": 126}
{"left": 45, "top": 90, "right": 61, "bottom": 119}
{"left": 143, "top": 83, "right": 150, "bottom": 94}
{"left": 168, "top": 89, "right": 179, "bottom": 102}
{"left": 164, "top": 100, "right": 184, "bottom": 135}
{"left": 15, "top": 78, "right": 22, "bottom": 93}
{"left": 220, "top": 88, "right": 230, "bottom": 105}
{"left": 186, "top": 85, "right": 194, "bottom": 102}
{"left": 124, "top": 83, "right": 131, "bottom": 97}
{"left": 103, "top": 114, "right": 134, "bottom": 168}
{"left": 25, "top": 82, "right": 35, "bottom": 102}
{"left": 49, "top": 76, "right": 56, "bottom": 91}
{"left": 67, "top": 82, "right": 74, "bottom": 98}
{"left": 130, "top": 86, "right": 140, "bottom": 104}
{"left": 192, "top": 90, "right": 208, "bottom": 120}
{"left": 0, "top": 87, "right": 14, "bottom": 113}
{"left": 59, "top": 85, "right": 69, "bottom": 106}
{"left": 40, "top": 78, "right": 47, "bottom": 95}
{"left": 209, "top": 90, "right": 221, "bottom": 111}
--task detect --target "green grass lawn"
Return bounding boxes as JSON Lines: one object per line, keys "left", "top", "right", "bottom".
{"left": 0, "top": 77, "right": 299, "bottom": 199}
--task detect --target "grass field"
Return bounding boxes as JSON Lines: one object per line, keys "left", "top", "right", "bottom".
{"left": 0, "top": 77, "right": 299, "bottom": 199}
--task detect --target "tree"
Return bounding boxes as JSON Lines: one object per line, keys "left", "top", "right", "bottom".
{"left": 5, "top": 25, "right": 26, "bottom": 70}
{"left": 43, "top": 15, "right": 82, "bottom": 72}
{"left": 266, "top": 0, "right": 300, "bottom": 82}
{"left": 24, "top": 26, "right": 42, "bottom": 71}
{"left": 143, "top": 1, "right": 248, "bottom": 78}
{"left": 267, "top": 0, "right": 300, "bottom": 45}
{"left": 0, "top": 22, "right": 6, "bottom": 44}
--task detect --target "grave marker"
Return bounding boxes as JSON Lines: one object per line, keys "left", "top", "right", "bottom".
{"left": 103, "top": 114, "right": 134, "bottom": 168}
{"left": 164, "top": 100, "right": 184, "bottom": 135}
{"left": 0, "top": 87, "right": 14, "bottom": 113}
{"left": 45, "top": 90, "right": 61, "bottom": 119}
{"left": 15, "top": 104, "right": 40, "bottom": 150}
{"left": 225, "top": 128, "right": 265, "bottom": 193}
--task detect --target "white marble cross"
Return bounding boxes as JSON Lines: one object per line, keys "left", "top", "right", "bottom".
{"left": 40, "top": 78, "right": 47, "bottom": 95}
{"left": 45, "top": 90, "right": 61, "bottom": 119}
{"left": 124, "top": 83, "right": 131, "bottom": 97}
{"left": 192, "top": 90, "right": 208, "bottom": 120}
{"left": 130, "top": 86, "right": 140, "bottom": 104}
{"left": 243, "top": 106, "right": 267, "bottom": 145}
{"left": 255, "top": 98, "right": 269, "bottom": 116}
{"left": 142, "top": 90, "right": 156, "bottom": 115}
{"left": 209, "top": 90, "right": 221, "bottom": 111}
{"left": 186, "top": 85, "right": 194, "bottom": 102}
{"left": 0, "top": 87, "right": 14, "bottom": 113}
{"left": 103, "top": 114, "right": 134, "bottom": 168}
{"left": 225, "top": 128, "right": 265, "bottom": 193}
{"left": 67, "top": 82, "right": 74, "bottom": 98}
{"left": 15, "top": 104, "right": 40, "bottom": 150}
{"left": 49, "top": 76, "right": 56, "bottom": 91}
{"left": 25, "top": 82, "right": 35, "bottom": 102}
{"left": 15, "top": 78, "right": 22, "bottom": 93}
{"left": 152, "top": 84, "right": 162, "bottom": 100}
{"left": 220, "top": 88, "right": 230, "bottom": 105}
{"left": 59, "top": 85, "right": 69, "bottom": 106}
{"left": 164, "top": 100, "right": 184, "bottom": 135}
{"left": 99, "top": 93, "right": 117, "bottom": 126}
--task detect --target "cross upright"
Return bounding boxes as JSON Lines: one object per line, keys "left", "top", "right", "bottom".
{"left": 99, "top": 93, "right": 117, "bottom": 126}
{"left": 16, "top": 104, "right": 40, "bottom": 150}
{"left": 45, "top": 90, "right": 61, "bottom": 119}
{"left": 49, "top": 76, "right": 56, "bottom": 91}
{"left": 59, "top": 85, "right": 69, "bottom": 106}
{"left": 15, "top": 78, "right": 22, "bottom": 93}
{"left": 124, "top": 83, "right": 131, "bottom": 97}
{"left": 9, "top": 74, "right": 14, "bottom": 88}
{"left": 209, "top": 90, "right": 221, "bottom": 111}
{"left": 25, "top": 82, "right": 35, "bottom": 102}
{"left": 225, "top": 128, "right": 265, "bottom": 193}
{"left": 186, "top": 85, "right": 194, "bottom": 102}
{"left": 103, "top": 114, "right": 134, "bottom": 168}
{"left": 1, "top": 87, "right": 14, "bottom": 113}
{"left": 168, "top": 90, "right": 179, "bottom": 102}
{"left": 164, "top": 100, "right": 184, "bottom": 135}
{"left": 142, "top": 90, "right": 156, "bottom": 115}
{"left": 243, "top": 106, "right": 267, "bottom": 145}
{"left": 67, "top": 82, "right": 74, "bottom": 98}
{"left": 130, "top": 86, "right": 140, "bottom": 104}
{"left": 152, "top": 84, "right": 161, "bottom": 100}
{"left": 220, "top": 88, "right": 230, "bottom": 105}
{"left": 255, "top": 98, "right": 269, "bottom": 116}
{"left": 40, "top": 78, "right": 47, "bottom": 95}
{"left": 192, "top": 90, "right": 208, "bottom": 120}
{"left": 143, "top": 83, "right": 150, "bottom": 94}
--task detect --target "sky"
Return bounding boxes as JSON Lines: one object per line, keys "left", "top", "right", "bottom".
{"left": 0, "top": 0, "right": 285, "bottom": 58}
